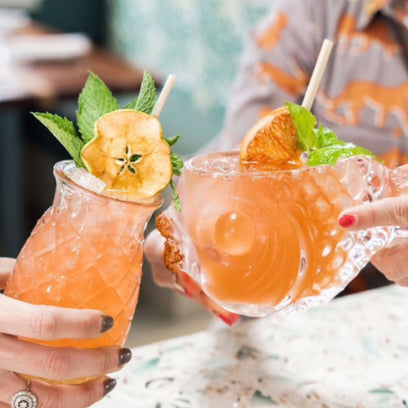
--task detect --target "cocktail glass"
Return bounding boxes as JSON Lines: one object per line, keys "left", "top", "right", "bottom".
{"left": 157, "top": 151, "right": 408, "bottom": 317}
{"left": 5, "top": 161, "right": 162, "bottom": 381}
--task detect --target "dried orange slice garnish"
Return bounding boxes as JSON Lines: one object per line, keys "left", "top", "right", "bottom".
{"left": 240, "top": 106, "right": 302, "bottom": 170}
{"left": 81, "top": 109, "right": 172, "bottom": 200}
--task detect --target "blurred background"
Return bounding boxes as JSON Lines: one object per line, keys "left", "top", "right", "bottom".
{"left": 0, "top": 0, "right": 273, "bottom": 346}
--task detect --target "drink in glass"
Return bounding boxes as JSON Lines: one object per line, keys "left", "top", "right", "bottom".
{"left": 6, "top": 162, "right": 162, "bottom": 350}
{"left": 4, "top": 71, "right": 180, "bottom": 383}
{"left": 158, "top": 150, "right": 406, "bottom": 317}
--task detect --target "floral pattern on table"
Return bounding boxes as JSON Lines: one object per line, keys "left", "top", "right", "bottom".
{"left": 95, "top": 285, "right": 408, "bottom": 407}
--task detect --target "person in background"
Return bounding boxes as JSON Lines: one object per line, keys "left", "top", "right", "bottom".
{"left": 146, "top": 0, "right": 408, "bottom": 309}
{"left": 211, "top": 0, "right": 407, "bottom": 163}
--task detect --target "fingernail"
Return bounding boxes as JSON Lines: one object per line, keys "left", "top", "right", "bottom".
{"left": 339, "top": 214, "right": 356, "bottom": 228}
{"left": 184, "top": 287, "right": 194, "bottom": 298}
{"left": 217, "top": 313, "right": 240, "bottom": 326}
{"left": 103, "top": 378, "right": 117, "bottom": 395}
{"left": 118, "top": 348, "right": 132, "bottom": 366}
{"left": 100, "top": 315, "right": 114, "bottom": 333}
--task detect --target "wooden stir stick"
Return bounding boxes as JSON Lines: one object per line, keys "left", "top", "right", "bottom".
{"left": 302, "top": 39, "right": 334, "bottom": 111}
{"left": 152, "top": 74, "right": 177, "bottom": 118}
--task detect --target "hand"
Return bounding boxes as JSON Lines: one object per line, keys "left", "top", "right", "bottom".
{"left": 0, "top": 257, "right": 132, "bottom": 408}
{"left": 339, "top": 195, "right": 408, "bottom": 286}
{"left": 145, "top": 229, "right": 240, "bottom": 325}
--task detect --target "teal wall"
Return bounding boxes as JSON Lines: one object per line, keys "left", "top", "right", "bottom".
{"left": 108, "top": 0, "right": 273, "bottom": 155}
{"left": 31, "top": 0, "right": 107, "bottom": 44}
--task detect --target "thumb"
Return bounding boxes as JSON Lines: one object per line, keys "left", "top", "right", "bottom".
{"left": 339, "top": 195, "right": 408, "bottom": 230}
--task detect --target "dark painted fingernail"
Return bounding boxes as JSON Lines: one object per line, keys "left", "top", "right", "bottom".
{"left": 339, "top": 214, "right": 356, "bottom": 228}
{"left": 103, "top": 378, "right": 117, "bottom": 395}
{"left": 118, "top": 348, "right": 132, "bottom": 366}
{"left": 100, "top": 315, "right": 114, "bottom": 333}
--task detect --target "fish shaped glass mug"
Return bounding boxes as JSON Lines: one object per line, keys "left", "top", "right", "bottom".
{"left": 157, "top": 151, "right": 408, "bottom": 317}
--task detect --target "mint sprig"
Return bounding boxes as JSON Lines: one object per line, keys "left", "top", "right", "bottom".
{"left": 32, "top": 113, "right": 85, "bottom": 168}
{"left": 77, "top": 72, "right": 118, "bottom": 143}
{"left": 164, "top": 134, "right": 181, "bottom": 146}
{"left": 285, "top": 102, "right": 377, "bottom": 166}
{"left": 286, "top": 102, "right": 316, "bottom": 152}
{"left": 165, "top": 136, "right": 184, "bottom": 210}
{"left": 135, "top": 71, "right": 156, "bottom": 114}
{"left": 315, "top": 125, "right": 345, "bottom": 148}
{"left": 125, "top": 71, "right": 156, "bottom": 114}
{"left": 170, "top": 152, "right": 184, "bottom": 177}
{"left": 170, "top": 181, "right": 181, "bottom": 212}
{"left": 308, "top": 145, "right": 376, "bottom": 166}
{"left": 32, "top": 70, "right": 183, "bottom": 209}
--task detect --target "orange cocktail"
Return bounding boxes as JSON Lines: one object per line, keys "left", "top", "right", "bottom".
{"left": 4, "top": 71, "right": 181, "bottom": 382}
{"left": 6, "top": 161, "right": 162, "bottom": 349}
{"left": 159, "top": 148, "right": 401, "bottom": 317}
{"left": 178, "top": 152, "right": 353, "bottom": 309}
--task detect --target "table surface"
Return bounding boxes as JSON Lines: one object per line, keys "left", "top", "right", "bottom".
{"left": 0, "top": 23, "right": 144, "bottom": 108}
{"left": 95, "top": 285, "right": 408, "bottom": 408}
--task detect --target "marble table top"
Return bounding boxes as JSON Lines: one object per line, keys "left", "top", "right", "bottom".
{"left": 95, "top": 285, "right": 408, "bottom": 407}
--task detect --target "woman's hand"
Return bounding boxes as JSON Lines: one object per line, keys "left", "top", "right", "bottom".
{"left": 0, "top": 257, "right": 132, "bottom": 408}
{"left": 144, "top": 229, "right": 240, "bottom": 326}
{"left": 339, "top": 195, "right": 408, "bottom": 286}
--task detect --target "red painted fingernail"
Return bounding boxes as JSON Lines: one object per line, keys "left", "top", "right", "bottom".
{"left": 218, "top": 314, "right": 233, "bottom": 325}
{"left": 217, "top": 313, "right": 240, "bottom": 326}
{"left": 184, "top": 287, "right": 194, "bottom": 298}
{"left": 339, "top": 214, "right": 356, "bottom": 228}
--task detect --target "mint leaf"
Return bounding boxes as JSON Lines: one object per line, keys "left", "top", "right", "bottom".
{"left": 124, "top": 97, "right": 138, "bottom": 110}
{"left": 315, "top": 125, "right": 345, "bottom": 148}
{"left": 171, "top": 152, "right": 184, "bottom": 176}
{"left": 165, "top": 136, "right": 183, "bottom": 208}
{"left": 33, "top": 113, "right": 85, "bottom": 168}
{"left": 286, "top": 102, "right": 317, "bottom": 152}
{"left": 77, "top": 72, "right": 118, "bottom": 143}
{"left": 164, "top": 135, "right": 181, "bottom": 147}
{"left": 170, "top": 180, "right": 181, "bottom": 211}
{"left": 307, "top": 144, "right": 376, "bottom": 166}
{"left": 286, "top": 102, "right": 377, "bottom": 166}
{"left": 135, "top": 71, "right": 156, "bottom": 114}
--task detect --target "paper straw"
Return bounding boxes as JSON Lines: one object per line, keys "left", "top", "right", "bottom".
{"left": 302, "top": 39, "right": 334, "bottom": 111}
{"left": 152, "top": 74, "right": 177, "bottom": 118}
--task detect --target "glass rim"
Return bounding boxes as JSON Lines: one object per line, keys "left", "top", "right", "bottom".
{"left": 184, "top": 151, "right": 315, "bottom": 178}
{"left": 53, "top": 160, "right": 164, "bottom": 208}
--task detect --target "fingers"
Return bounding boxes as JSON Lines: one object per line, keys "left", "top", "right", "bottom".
{"left": 339, "top": 195, "right": 408, "bottom": 230}
{"left": 0, "top": 370, "right": 117, "bottom": 408}
{"left": 145, "top": 229, "right": 240, "bottom": 326}
{"left": 0, "top": 334, "right": 132, "bottom": 381}
{"left": 0, "top": 258, "right": 15, "bottom": 289}
{"left": 145, "top": 229, "right": 178, "bottom": 289}
{"left": 371, "top": 242, "right": 408, "bottom": 284}
{"left": 397, "top": 277, "right": 408, "bottom": 287}
{"left": 0, "top": 295, "right": 113, "bottom": 340}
